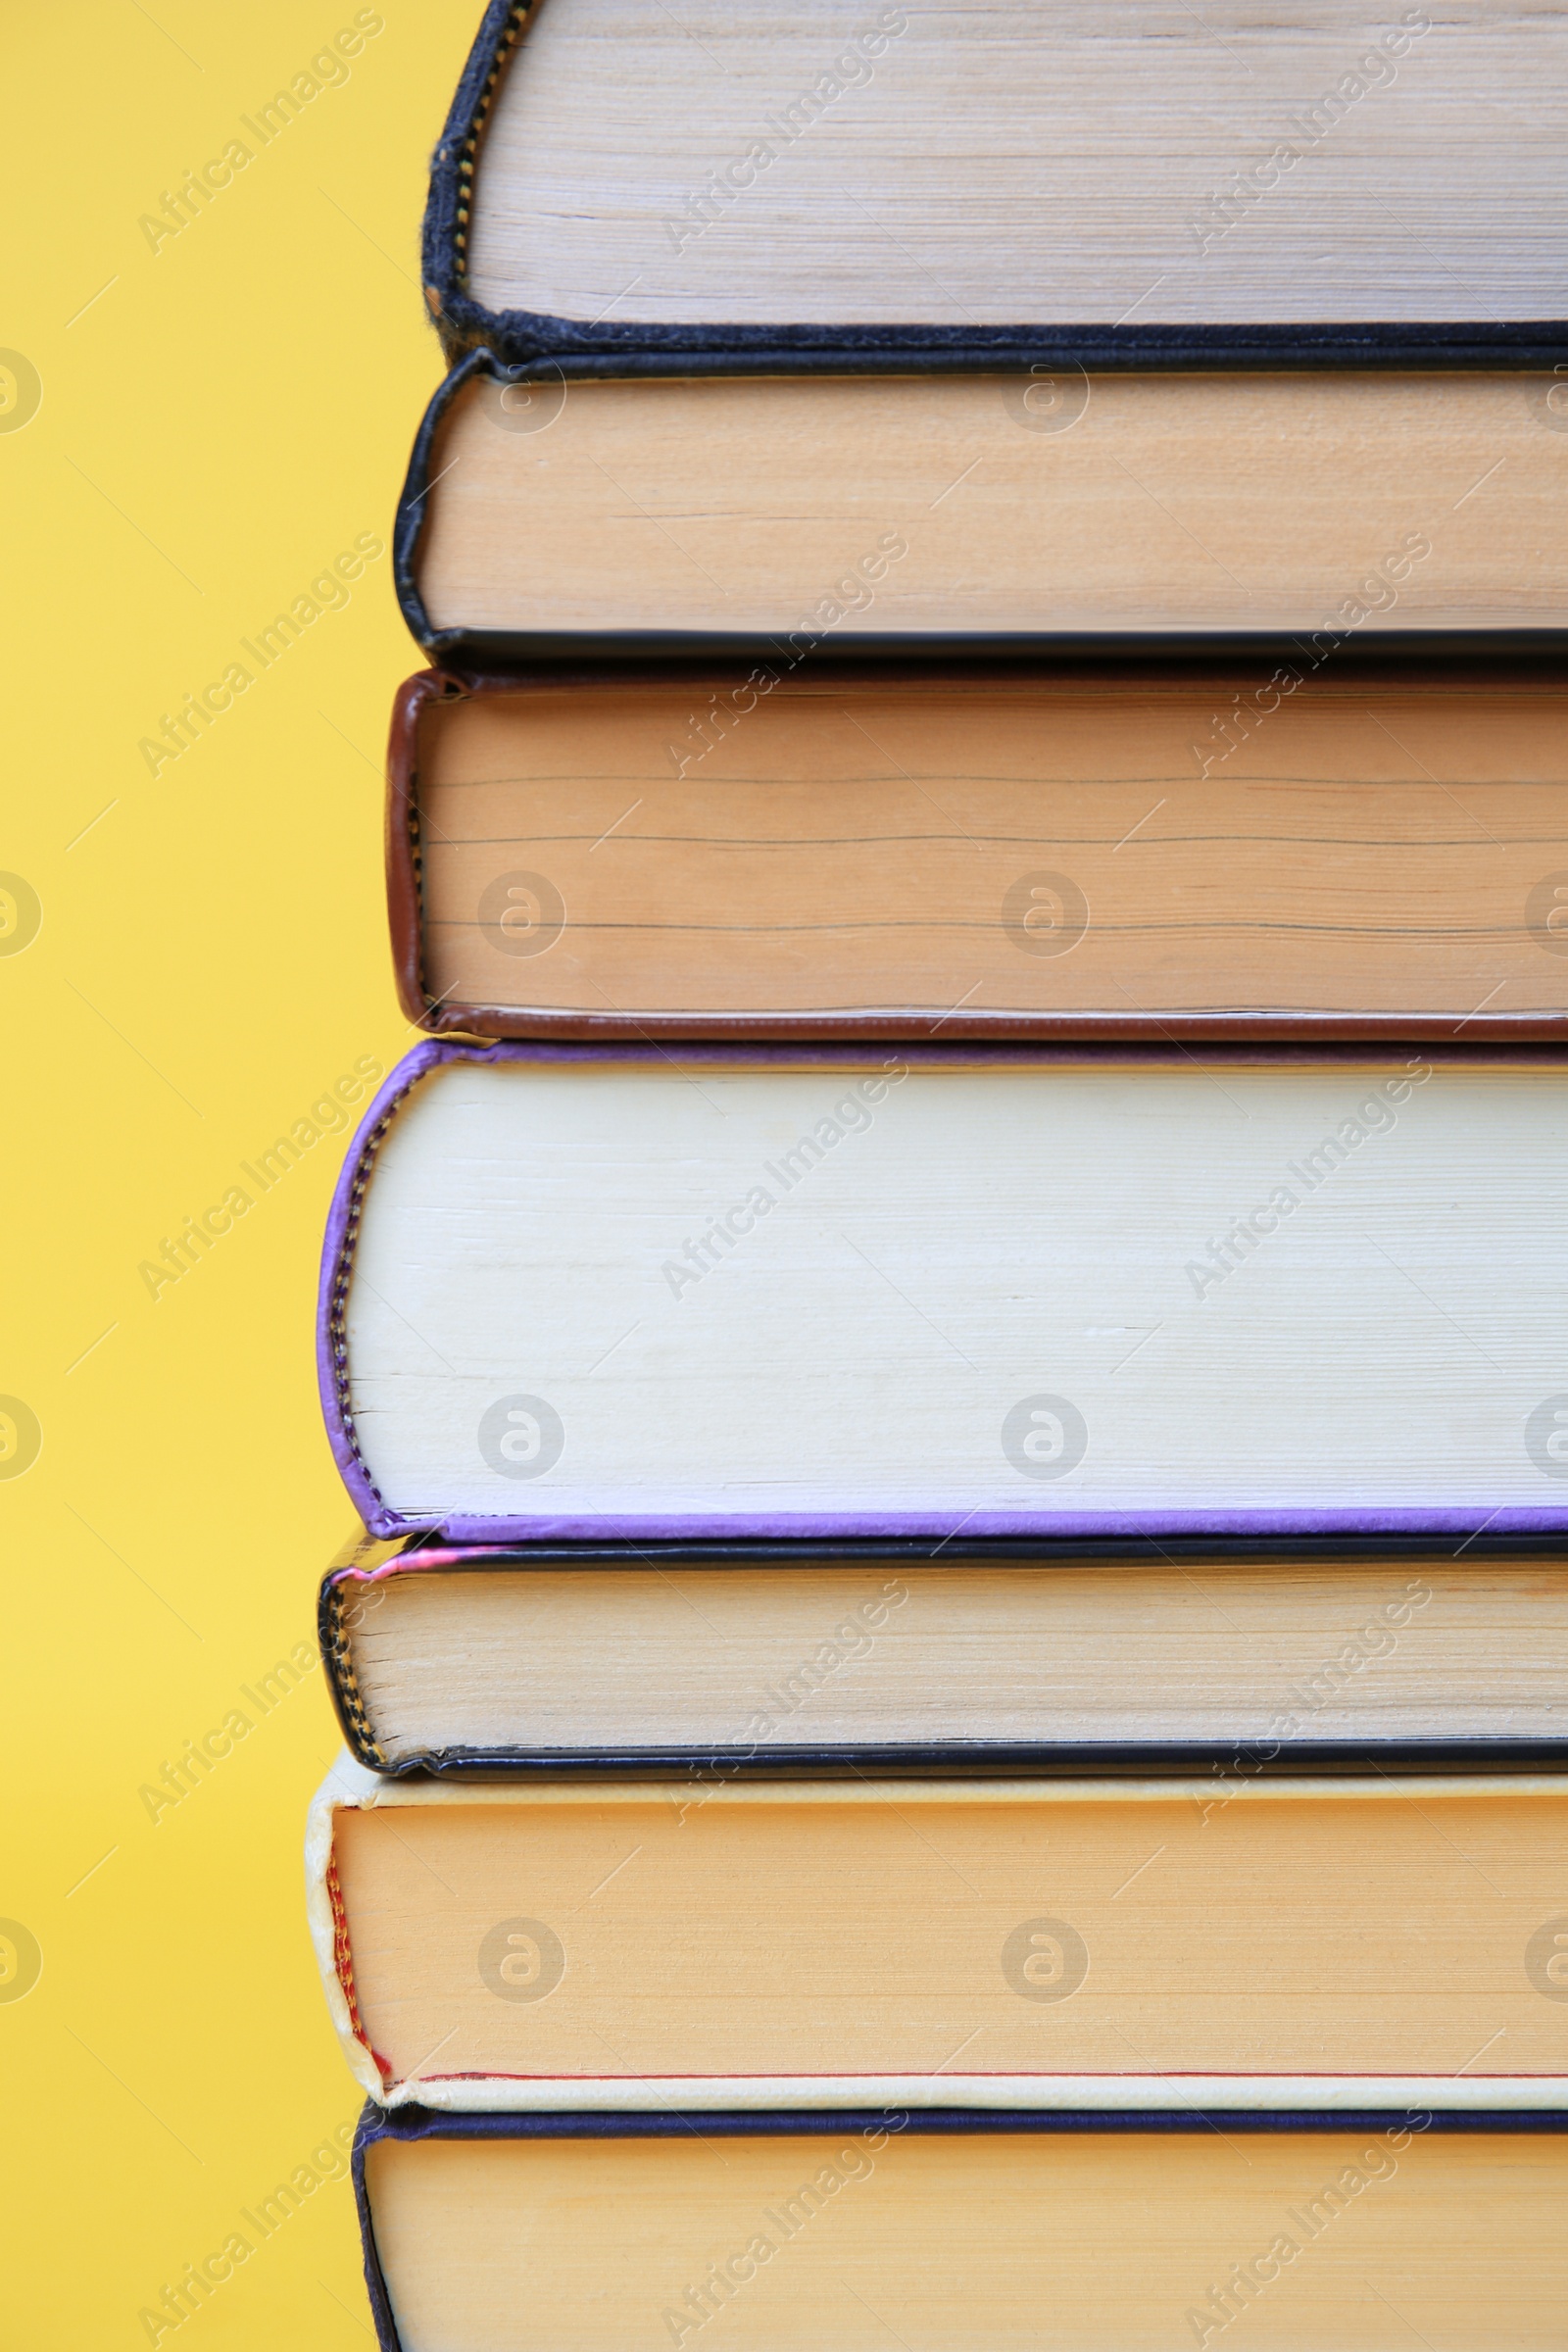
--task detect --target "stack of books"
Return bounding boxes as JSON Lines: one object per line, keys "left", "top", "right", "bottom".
{"left": 308, "top": 4, "right": 1568, "bottom": 2343}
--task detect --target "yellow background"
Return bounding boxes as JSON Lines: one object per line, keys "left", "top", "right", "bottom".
{"left": 4, "top": 6, "right": 479, "bottom": 2340}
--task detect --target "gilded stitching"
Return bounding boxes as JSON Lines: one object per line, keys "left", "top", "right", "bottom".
{"left": 323, "top": 1581, "right": 387, "bottom": 1770}
{"left": 453, "top": 5, "right": 533, "bottom": 282}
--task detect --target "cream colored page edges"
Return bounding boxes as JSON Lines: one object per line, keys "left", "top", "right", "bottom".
{"left": 368, "top": 2132, "right": 1568, "bottom": 2352}
{"left": 343, "top": 1056, "right": 1568, "bottom": 1521}
{"left": 323, "top": 1774, "right": 1568, "bottom": 2088}
{"left": 347, "top": 1560, "right": 1568, "bottom": 1757}
{"left": 416, "top": 373, "right": 1568, "bottom": 637}
{"left": 416, "top": 680, "right": 1568, "bottom": 1019}
{"left": 467, "top": 1, "right": 1568, "bottom": 326}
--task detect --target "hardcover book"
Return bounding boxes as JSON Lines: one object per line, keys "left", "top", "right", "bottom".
{"left": 354, "top": 2106, "right": 1568, "bottom": 2352}
{"left": 320, "top": 1535, "right": 1568, "bottom": 1778}
{"left": 389, "top": 664, "right": 1568, "bottom": 1042}
{"left": 309, "top": 1762, "right": 1568, "bottom": 2111}
{"left": 318, "top": 1040, "right": 1568, "bottom": 1546}
{"left": 397, "top": 356, "right": 1568, "bottom": 661}
{"left": 423, "top": 0, "right": 1568, "bottom": 369}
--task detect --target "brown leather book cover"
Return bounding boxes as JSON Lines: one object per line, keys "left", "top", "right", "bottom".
{"left": 387, "top": 662, "right": 1568, "bottom": 1043}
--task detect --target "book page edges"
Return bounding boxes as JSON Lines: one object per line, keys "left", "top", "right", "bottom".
{"left": 314, "top": 1769, "right": 1568, "bottom": 1810}
{"left": 360, "top": 2070, "right": 1568, "bottom": 2115}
